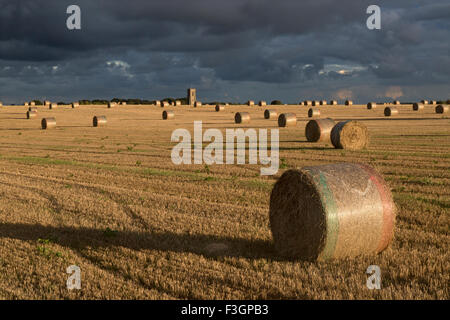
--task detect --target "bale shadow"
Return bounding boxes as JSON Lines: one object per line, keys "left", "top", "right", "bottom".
{"left": 0, "top": 223, "right": 280, "bottom": 261}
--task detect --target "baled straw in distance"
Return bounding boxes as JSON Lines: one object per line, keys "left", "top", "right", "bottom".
{"left": 308, "top": 108, "right": 320, "bottom": 118}
{"left": 235, "top": 112, "right": 250, "bottom": 124}
{"left": 93, "top": 116, "right": 107, "bottom": 127}
{"left": 331, "top": 120, "right": 369, "bottom": 150}
{"left": 384, "top": 107, "right": 399, "bottom": 116}
{"left": 162, "top": 110, "right": 175, "bottom": 120}
{"left": 41, "top": 117, "right": 56, "bottom": 129}
{"left": 435, "top": 105, "right": 449, "bottom": 114}
{"left": 278, "top": 113, "right": 297, "bottom": 127}
{"left": 305, "top": 118, "right": 335, "bottom": 142}
{"left": 264, "top": 109, "right": 277, "bottom": 120}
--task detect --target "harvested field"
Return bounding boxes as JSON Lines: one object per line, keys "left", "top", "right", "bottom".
{"left": 0, "top": 103, "right": 448, "bottom": 299}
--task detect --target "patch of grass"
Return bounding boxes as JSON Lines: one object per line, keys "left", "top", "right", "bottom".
{"left": 279, "top": 158, "right": 288, "bottom": 169}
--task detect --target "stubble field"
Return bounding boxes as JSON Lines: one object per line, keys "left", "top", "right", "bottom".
{"left": 0, "top": 103, "right": 448, "bottom": 299}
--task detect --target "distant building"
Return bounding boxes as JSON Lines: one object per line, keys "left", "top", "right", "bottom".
{"left": 188, "top": 88, "right": 196, "bottom": 106}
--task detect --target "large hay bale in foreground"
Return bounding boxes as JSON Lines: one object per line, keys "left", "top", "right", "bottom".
{"left": 93, "top": 116, "right": 107, "bottom": 127}
{"left": 436, "top": 105, "right": 449, "bottom": 114}
{"left": 412, "top": 103, "right": 424, "bottom": 111}
{"left": 331, "top": 120, "right": 369, "bottom": 150}
{"left": 305, "top": 118, "right": 336, "bottom": 142}
{"left": 367, "top": 102, "right": 377, "bottom": 110}
{"left": 269, "top": 162, "right": 396, "bottom": 260}
{"left": 27, "top": 111, "right": 37, "bottom": 119}
{"left": 278, "top": 113, "right": 296, "bottom": 127}
{"left": 384, "top": 107, "right": 399, "bottom": 116}
{"left": 264, "top": 109, "right": 277, "bottom": 120}
{"left": 235, "top": 112, "right": 250, "bottom": 124}
{"left": 308, "top": 108, "right": 320, "bottom": 118}
{"left": 162, "top": 110, "right": 175, "bottom": 120}
{"left": 41, "top": 117, "right": 56, "bottom": 130}
{"left": 215, "top": 105, "right": 225, "bottom": 112}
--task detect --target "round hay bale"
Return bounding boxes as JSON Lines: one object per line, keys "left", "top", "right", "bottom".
{"left": 345, "top": 100, "right": 353, "bottom": 106}
{"left": 0, "top": 102, "right": 3, "bottom": 107}
{"left": 24, "top": 102, "right": 29, "bottom": 106}
{"left": 27, "top": 111, "right": 37, "bottom": 119}
{"left": 247, "top": 100, "right": 255, "bottom": 106}
{"left": 331, "top": 120, "right": 369, "bottom": 150}
{"left": 308, "top": 108, "right": 320, "bottom": 118}
{"left": 49, "top": 103, "right": 58, "bottom": 110}
{"left": 71, "top": 102, "right": 79, "bottom": 108}
{"left": 44, "top": 101, "right": 51, "bottom": 107}
{"left": 305, "top": 118, "right": 336, "bottom": 142}
{"left": 161, "top": 101, "right": 170, "bottom": 108}
{"left": 367, "top": 102, "right": 377, "bottom": 110}
{"left": 312, "top": 101, "right": 320, "bottom": 107}
{"left": 258, "top": 101, "right": 267, "bottom": 107}
{"left": 30, "top": 101, "right": 36, "bottom": 106}
{"left": 175, "top": 100, "right": 182, "bottom": 106}
{"left": 421, "top": 100, "right": 429, "bottom": 105}
{"left": 393, "top": 100, "right": 400, "bottom": 105}
{"left": 93, "top": 116, "right": 107, "bottom": 127}
{"left": 107, "top": 102, "right": 116, "bottom": 108}
{"left": 384, "top": 107, "right": 399, "bottom": 116}
{"left": 269, "top": 162, "right": 396, "bottom": 260}
{"left": 121, "top": 102, "right": 127, "bottom": 106}
{"left": 435, "top": 105, "right": 449, "bottom": 114}
{"left": 28, "top": 107, "right": 37, "bottom": 112}
{"left": 154, "top": 100, "right": 161, "bottom": 107}
{"left": 278, "top": 113, "right": 297, "bottom": 127}
{"left": 320, "top": 100, "right": 327, "bottom": 106}
{"left": 412, "top": 103, "right": 424, "bottom": 111}
{"left": 264, "top": 109, "right": 277, "bottom": 120}
{"left": 430, "top": 100, "right": 437, "bottom": 105}
{"left": 162, "top": 110, "right": 175, "bottom": 120}
{"left": 215, "top": 105, "right": 225, "bottom": 112}
{"left": 235, "top": 112, "right": 250, "bottom": 124}
{"left": 329, "top": 100, "right": 338, "bottom": 105}
{"left": 194, "top": 101, "right": 202, "bottom": 108}
{"left": 41, "top": 117, "right": 56, "bottom": 130}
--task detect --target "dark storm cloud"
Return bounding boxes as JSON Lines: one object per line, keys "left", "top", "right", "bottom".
{"left": 0, "top": 0, "right": 448, "bottom": 103}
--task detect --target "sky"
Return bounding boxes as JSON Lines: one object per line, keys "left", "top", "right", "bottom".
{"left": 0, "top": 0, "right": 449, "bottom": 104}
